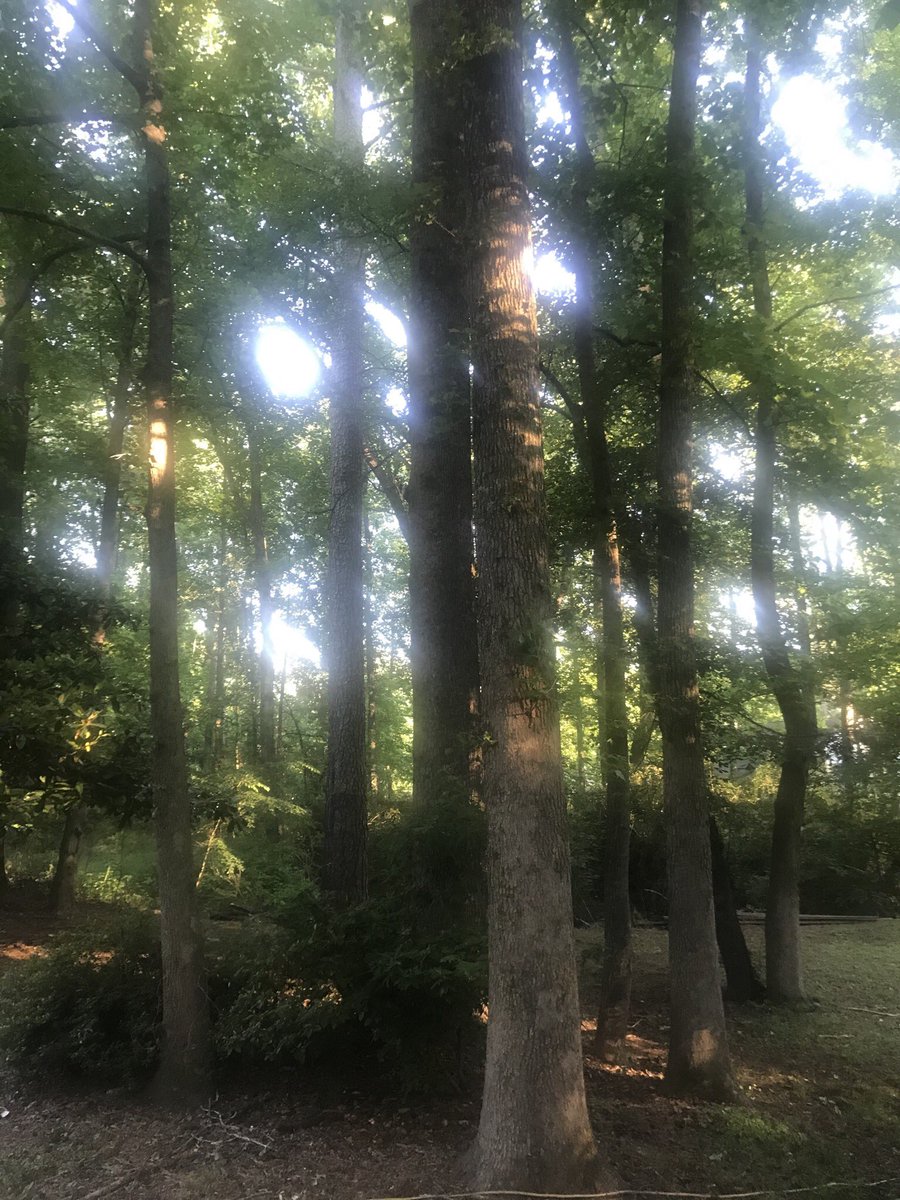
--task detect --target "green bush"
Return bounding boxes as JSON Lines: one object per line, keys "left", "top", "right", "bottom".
{"left": 0, "top": 916, "right": 161, "bottom": 1083}
{"left": 0, "top": 899, "right": 487, "bottom": 1089}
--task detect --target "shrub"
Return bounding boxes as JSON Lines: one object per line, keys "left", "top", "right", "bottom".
{"left": 0, "top": 916, "right": 161, "bottom": 1083}
{"left": 0, "top": 900, "right": 487, "bottom": 1090}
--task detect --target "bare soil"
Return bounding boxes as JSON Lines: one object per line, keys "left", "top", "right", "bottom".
{"left": 1, "top": 901, "right": 897, "bottom": 1200}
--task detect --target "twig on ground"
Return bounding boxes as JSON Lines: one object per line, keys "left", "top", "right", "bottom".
{"left": 365, "top": 1176, "right": 899, "bottom": 1200}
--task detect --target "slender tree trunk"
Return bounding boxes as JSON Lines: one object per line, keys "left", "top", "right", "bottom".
{"left": 657, "top": 0, "right": 736, "bottom": 1100}
{"left": 407, "top": 0, "right": 479, "bottom": 812}
{"left": 135, "top": 0, "right": 212, "bottom": 1098}
{"left": 202, "top": 504, "right": 228, "bottom": 770}
{"left": 96, "top": 267, "right": 142, "bottom": 599}
{"left": 0, "top": 238, "right": 34, "bottom": 650}
{"left": 462, "top": 2, "right": 601, "bottom": 1190}
{"left": 709, "top": 814, "right": 765, "bottom": 1002}
{"left": 323, "top": 0, "right": 367, "bottom": 905}
{"left": 743, "top": 35, "right": 818, "bottom": 1005}
{"left": 49, "top": 805, "right": 85, "bottom": 916}
{"left": 0, "top": 826, "right": 10, "bottom": 899}
{"left": 548, "top": 4, "right": 634, "bottom": 1065}
{"left": 246, "top": 414, "right": 276, "bottom": 765}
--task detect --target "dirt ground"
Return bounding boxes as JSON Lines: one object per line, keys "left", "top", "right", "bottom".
{"left": 1, "top": 904, "right": 898, "bottom": 1200}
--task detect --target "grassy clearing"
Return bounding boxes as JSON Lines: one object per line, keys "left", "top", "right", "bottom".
{"left": 0, "top": 918, "right": 897, "bottom": 1199}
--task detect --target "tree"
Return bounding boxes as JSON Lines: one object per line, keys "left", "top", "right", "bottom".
{"left": 461, "top": 0, "right": 601, "bottom": 1189}
{"left": 406, "top": 0, "right": 479, "bottom": 817}
{"left": 656, "top": 0, "right": 736, "bottom": 1101}
{"left": 322, "top": 0, "right": 368, "bottom": 906}
{"left": 742, "top": 27, "right": 819, "bottom": 1004}
{"left": 547, "top": 0, "right": 633, "bottom": 1064}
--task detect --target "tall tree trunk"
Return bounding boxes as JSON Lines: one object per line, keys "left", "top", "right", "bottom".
{"left": 0, "top": 237, "right": 34, "bottom": 650}
{"left": 322, "top": 0, "right": 368, "bottom": 905}
{"left": 549, "top": 0, "right": 634, "bottom": 1066}
{"left": 49, "top": 805, "right": 85, "bottom": 916}
{"left": 407, "top": 0, "right": 479, "bottom": 812}
{"left": 96, "top": 267, "right": 142, "bottom": 599}
{"left": 134, "top": 0, "right": 212, "bottom": 1098}
{"left": 657, "top": 0, "right": 736, "bottom": 1100}
{"left": 246, "top": 413, "right": 276, "bottom": 765}
{"left": 462, "top": 2, "right": 601, "bottom": 1190}
{"left": 709, "top": 814, "right": 765, "bottom": 1002}
{"left": 743, "top": 34, "right": 818, "bottom": 1005}
{"left": 202, "top": 502, "right": 228, "bottom": 770}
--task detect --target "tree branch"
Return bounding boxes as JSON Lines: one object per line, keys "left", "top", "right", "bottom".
{"left": 52, "top": 0, "right": 145, "bottom": 96}
{"left": 773, "top": 283, "right": 900, "bottom": 334}
{"left": 0, "top": 242, "right": 88, "bottom": 338}
{"left": 364, "top": 446, "right": 409, "bottom": 541}
{"left": 0, "top": 207, "right": 147, "bottom": 272}
{"left": 0, "top": 111, "right": 130, "bottom": 131}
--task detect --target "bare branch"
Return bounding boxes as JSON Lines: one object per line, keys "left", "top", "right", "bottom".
{"left": 364, "top": 446, "right": 409, "bottom": 541}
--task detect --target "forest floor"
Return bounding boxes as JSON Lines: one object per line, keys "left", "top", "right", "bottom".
{"left": 0, "top": 907, "right": 897, "bottom": 1200}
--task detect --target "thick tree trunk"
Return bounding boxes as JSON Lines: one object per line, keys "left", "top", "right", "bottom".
{"left": 0, "top": 239, "right": 34, "bottom": 649}
{"left": 322, "top": 0, "right": 368, "bottom": 906}
{"left": 96, "top": 267, "right": 141, "bottom": 599}
{"left": 49, "top": 805, "right": 85, "bottom": 916}
{"left": 135, "top": 0, "right": 211, "bottom": 1100}
{"left": 709, "top": 815, "right": 765, "bottom": 1002}
{"left": 743, "top": 37, "right": 818, "bottom": 1005}
{"left": 549, "top": 2, "right": 633, "bottom": 1065}
{"left": 407, "top": 0, "right": 479, "bottom": 813}
{"left": 657, "top": 0, "right": 736, "bottom": 1100}
{"left": 247, "top": 415, "right": 277, "bottom": 765}
{"left": 462, "top": 2, "right": 601, "bottom": 1190}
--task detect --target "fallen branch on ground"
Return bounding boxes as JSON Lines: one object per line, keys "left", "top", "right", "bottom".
{"left": 366, "top": 1175, "right": 899, "bottom": 1200}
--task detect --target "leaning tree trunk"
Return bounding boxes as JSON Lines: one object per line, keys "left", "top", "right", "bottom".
{"left": 0, "top": 237, "right": 34, "bottom": 650}
{"left": 462, "top": 1, "right": 601, "bottom": 1191}
{"left": 322, "top": 0, "right": 368, "bottom": 906}
{"left": 657, "top": 0, "right": 736, "bottom": 1100}
{"left": 549, "top": 0, "right": 633, "bottom": 1065}
{"left": 407, "top": 0, "right": 479, "bottom": 817}
{"left": 134, "top": 0, "right": 212, "bottom": 1099}
{"left": 743, "top": 34, "right": 818, "bottom": 1005}
{"left": 709, "top": 814, "right": 765, "bottom": 1002}
{"left": 49, "top": 805, "right": 86, "bottom": 917}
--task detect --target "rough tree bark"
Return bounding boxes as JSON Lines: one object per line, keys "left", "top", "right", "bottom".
{"left": 549, "top": 0, "right": 633, "bottom": 1065}
{"left": 54, "top": 0, "right": 213, "bottom": 1101}
{"left": 743, "top": 34, "right": 818, "bottom": 1005}
{"left": 322, "top": 0, "right": 368, "bottom": 906}
{"left": 462, "top": 1, "right": 601, "bottom": 1190}
{"left": 657, "top": 0, "right": 737, "bottom": 1099}
{"left": 623, "top": 521, "right": 762, "bottom": 1000}
{"left": 407, "top": 0, "right": 479, "bottom": 815}
{"left": 133, "top": 0, "right": 212, "bottom": 1098}
{"left": 49, "top": 805, "right": 86, "bottom": 916}
{"left": 0, "top": 236, "right": 35, "bottom": 649}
